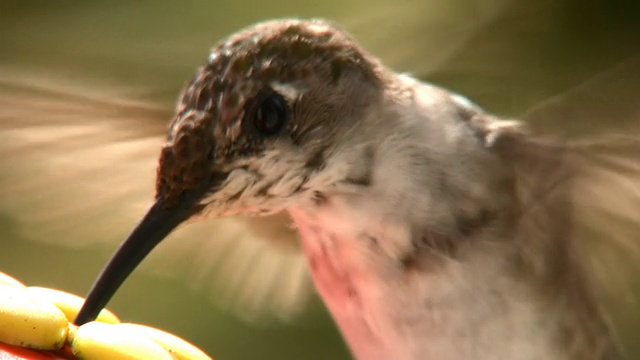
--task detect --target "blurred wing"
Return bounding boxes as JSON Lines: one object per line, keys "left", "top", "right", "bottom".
{"left": 0, "top": 70, "right": 312, "bottom": 322}
{"left": 523, "top": 55, "right": 640, "bottom": 136}
{"left": 347, "top": 0, "right": 509, "bottom": 75}
{"left": 564, "top": 138, "right": 640, "bottom": 356}
{"left": 147, "top": 213, "right": 311, "bottom": 322}
{"left": 520, "top": 57, "right": 640, "bottom": 352}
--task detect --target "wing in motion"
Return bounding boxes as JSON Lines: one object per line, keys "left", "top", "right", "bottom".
{"left": 0, "top": 71, "right": 312, "bottom": 322}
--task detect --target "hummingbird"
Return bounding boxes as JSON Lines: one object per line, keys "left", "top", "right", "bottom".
{"left": 2, "top": 19, "right": 639, "bottom": 360}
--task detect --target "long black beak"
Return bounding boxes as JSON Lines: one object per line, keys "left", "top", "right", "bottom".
{"left": 74, "top": 193, "right": 200, "bottom": 325}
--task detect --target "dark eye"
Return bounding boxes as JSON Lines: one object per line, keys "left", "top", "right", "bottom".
{"left": 253, "top": 93, "right": 288, "bottom": 135}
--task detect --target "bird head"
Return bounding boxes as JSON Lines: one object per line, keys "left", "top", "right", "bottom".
{"left": 75, "top": 19, "right": 392, "bottom": 324}
{"left": 158, "top": 19, "right": 390, "bottom": 216}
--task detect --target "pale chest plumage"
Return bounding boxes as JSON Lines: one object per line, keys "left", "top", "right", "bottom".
{"left": 289, "top": 204, "right": 561, "bottom": 360}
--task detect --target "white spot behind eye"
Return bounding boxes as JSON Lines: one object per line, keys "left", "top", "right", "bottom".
{"left": 270, "top": 82, "right": 302, "bottom": 101}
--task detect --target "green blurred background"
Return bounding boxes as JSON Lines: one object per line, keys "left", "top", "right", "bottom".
{"left": 1, "top": 0, "right": 639, "bottom": 359}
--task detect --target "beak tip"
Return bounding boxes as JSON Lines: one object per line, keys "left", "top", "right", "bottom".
{"left": 74, "top": 197, "right": 196, "bottom": 324}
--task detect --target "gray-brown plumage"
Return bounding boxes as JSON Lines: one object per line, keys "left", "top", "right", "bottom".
{"left": 2, "top": 19, "right": 640, "bottom": 360}
{"left": 0, "top": 71, "right": 311, "bottom": 321}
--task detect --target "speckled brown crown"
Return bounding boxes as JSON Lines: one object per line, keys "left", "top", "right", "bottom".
{"left": 155, "top": 19, "right": 383, "bottom": 205}
{"left": 156, "top": 110, "right": 214, "bottom": 206}
{"left": 179, "top": 19, "right": 380, "bottom": 121}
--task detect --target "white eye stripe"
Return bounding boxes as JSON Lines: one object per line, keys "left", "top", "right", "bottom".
{"left": 270, "top": 81, "right": 303, "bottom": 101}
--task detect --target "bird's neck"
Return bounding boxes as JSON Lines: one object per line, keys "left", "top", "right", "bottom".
{"left": 285, "top": 93, "right": 620, "bottom": 358}
{"left": 289, "top": 199, "right": 617, "bottom": 360}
